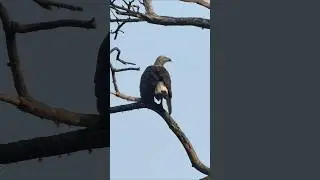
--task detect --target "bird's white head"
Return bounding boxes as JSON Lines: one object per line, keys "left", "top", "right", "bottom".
{"left": 154, "top": 55, "right": 172, "bottom": 66}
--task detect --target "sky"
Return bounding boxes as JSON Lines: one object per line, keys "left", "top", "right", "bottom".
{"left": 0, "top": 0, "right": 108, "bottom": 179}
{"left": 110, "top": 1, "right": 210, "bottom": 179}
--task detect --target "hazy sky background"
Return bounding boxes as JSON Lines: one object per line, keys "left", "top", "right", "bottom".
{"left": 110, "top": 1, "right": 210, "bottom": 179}
{"left": 0, "top": 0, "right": 108, "bottom": 179}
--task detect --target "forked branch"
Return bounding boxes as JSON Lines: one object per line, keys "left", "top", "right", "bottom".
{"left": 0, "top": 2, "right": 98, "bottom": 127}
{"left": 0, "top": 2, "right": 107, "bottom": 164}
{"left": 109, "top": 46, "right": 140, "bottom": 102}
{"left": 110, "top": 0, "right": 210, "bottom": 38}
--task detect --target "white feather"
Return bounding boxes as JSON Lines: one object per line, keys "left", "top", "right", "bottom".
{"left": 155, "top": 81, "right": 168, "bottom": 95}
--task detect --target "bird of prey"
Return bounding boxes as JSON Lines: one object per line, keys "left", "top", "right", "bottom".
{"left": 139, "top": 55, "right": 172, "bottom": 115}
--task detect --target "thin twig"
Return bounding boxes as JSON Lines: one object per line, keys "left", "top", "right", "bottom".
{"left": 109, "top": 47, "right": 140, "bottom": 102}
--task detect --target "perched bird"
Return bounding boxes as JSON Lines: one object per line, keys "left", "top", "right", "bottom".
{"left": 139, "top": 55, "right": 172, "bottom": 114}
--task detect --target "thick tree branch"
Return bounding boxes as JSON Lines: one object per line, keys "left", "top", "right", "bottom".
{"left": 200, "top": 176, "right": 210, "bottom": 180}
{"left": 150, "top": 105, "right": 210, "bottom": 175}
{"left": 1, "top": 95, "right": 100, "bottom": 127}
{"left": 109, "top": 100, "right": 210, "bottom": 175}
{"left": 32, "top": 0, "right": 83, "bottom": 11}
{"left": 110, "top": 18, "right": 142, "bottom": 23}
{"left": 110, "top": 102, "right": 144, "bottom": 113}
{"left": 0, "top": 127, "right": 108, "bottom": 164}
{"left": 0, "top": 93, "right": 20, "bottom": 106}
{"left": 14, "top": 18, "right": 96, "bottom": 33}
{"left": 110, "top": 0, "right": 210, "bottom": 34}
{"left": 180, "top": 0, "right": 210, "bottom": 9}
{"left": 142, "top": 0, "right": 155, "bottom": 15}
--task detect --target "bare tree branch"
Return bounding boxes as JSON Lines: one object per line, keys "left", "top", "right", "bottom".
{"left": 0, "top": 0, "right": 110, "bottom": 164}
{"left": 0, "top": 127, "right": 108, "bottom": 164}
{"left": 110, "top": 102, "right": 144, "bottom": 113}
{"left": 32, "top": 0, "right": 83, "bottom": 11}
{"left": 109, "top": 100, "right": 210, "bottom": 175}
{"left": 142, "top": 0, "right": 155, "bottom": 14}
{"left": 14, "top": 18, "right": 96, "bottom": 33}
{"left": 200, "top": 176, "right": 210, "bottom": 180}
{"left": 180, "top": 0, "right": 210, "bottom": 9}
{"left": 0, "top": 4, "right": 29, "bottom": 97}
{"left": 110, "top": 0, "right": 210, "bottom": 36}
{"left": 0, "top": 93, "right": 19, "bottom": 106}
{"left": 0, "top": 2, "right": 98, "bottom": 127}
{"left": 1, "top": 94, "right": 100, "bottom": 127}
{"left": 110, "top": 18, "right": 142, "bottom": 23}
{"left": 110, "top": 47, "right": 140, "bottom": 102}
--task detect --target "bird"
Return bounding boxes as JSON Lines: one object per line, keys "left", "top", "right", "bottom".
{"left": 139, "top": 55, "right": 172, "bottom": 115}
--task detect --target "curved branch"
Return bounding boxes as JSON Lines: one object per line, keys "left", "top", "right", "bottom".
{"left": 109, "top": 47, "right": 140, "bottom": 102}
{"left": 0, "top": 1, "right": 107, "bottom": 164}
{"left": 0, "top": 3, "right": 29, "bottom": 97}
{"left": 200, "top": 176, "right": 210, "bottom": 180}
{"left": 142, "top": 0, "right": 155, "bottom": 15}
{"left": 148, "top": 104, "right": 210, "bottom": 175}
{"left": 0, "top": 127, "right": 108, "bottom": 164}
{"left": 109, "top": 100, "right": 210, "bottom": 175}
{"left": 180, "top": 0, "right": 210, "bottom": 9}
{"left": 0, "top": 95, "right": 100, "bottom": 127}
{"left": 0, "top": 2, "right": 98, "bottom": 127}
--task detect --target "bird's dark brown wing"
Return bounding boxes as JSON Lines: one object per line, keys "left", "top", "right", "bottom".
{"left": 140, "top": 66, "right": 156, "bottom": 102}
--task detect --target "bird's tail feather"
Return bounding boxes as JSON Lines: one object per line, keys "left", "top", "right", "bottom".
{"left": 155, "top": 81, "right": 171, "bottom": 114}
{"left": 166, "top": 97, "right": 172, "bottom": 115}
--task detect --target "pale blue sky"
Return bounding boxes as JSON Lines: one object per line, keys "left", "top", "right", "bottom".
{"left": 110, "top": 1, "right": 210, "bottom": 179}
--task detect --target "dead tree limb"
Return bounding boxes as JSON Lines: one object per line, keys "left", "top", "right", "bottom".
{"left": 0, "top": 2, "right": 97, "bottom": 127}
{"left": 180, "top": 0, "right": 210, "bottom": 9}
{"left": 0, "top": 1, "right": 107, "bottom": 164}
{"left": 110, "top": 0, "right": 210, "bottom": 37}
{"left": 109, "top": 47, "right": 140, "bottom": 102}
{"left": 109, "top": 101, "right": 210, "bottom": 175}
{"left": 0, "top": 127, "right": 108, "bottom": 164}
